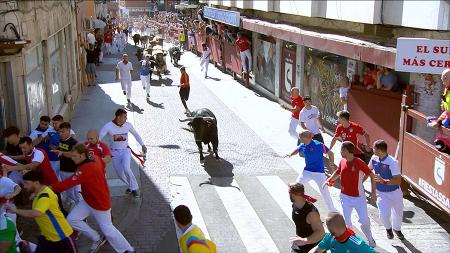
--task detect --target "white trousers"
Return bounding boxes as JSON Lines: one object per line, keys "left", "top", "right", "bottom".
{"left": 112, "top": 149, "right": 139, "bottom": 191}
{"left": 120, "top": 79, "right": 132, "bottom": 99}
{"left": 105, "top": 43, "right": 111, "bottom": 54}
{"left": 141, "top": 75, "right": 150, "bottom": 95}
{"left": 296, "top": 170, "right": 337, "bottom": 212}
{"left": 239, "top": 49, "right": 252, "bottom": 73}
{"left": 67, "top": 200, "right": 134, "bottom": 253}
{"left": 99, "top": 51, "right": 103, "bottom": 62}
{"left": 60, "top": 171, "right": 82, "bottom": 204}
{"left": 377, "top": 188, "right": 403, "bottom": 231}
{"left": 340, "top": 193, "right": 374, "bottom": 242}
{"left": 200, "top": 58, "right": 209, "bottom": 77}
{"left": 288, "top": 117, "right": 299, "bottom": 139}
{"left": 50, "top": 160, "right": 61, "bottom": 180}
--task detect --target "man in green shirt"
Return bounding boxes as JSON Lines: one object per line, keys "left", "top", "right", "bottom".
{"left": 0, "top": 213, "right": 17, "bottom": 253}
{"left": 315, "top": 212, "right": 378, "bottom": 253}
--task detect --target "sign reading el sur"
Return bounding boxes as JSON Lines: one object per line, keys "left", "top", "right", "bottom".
{"left": 395, "top": 38, "right": 450, "bottom": 74}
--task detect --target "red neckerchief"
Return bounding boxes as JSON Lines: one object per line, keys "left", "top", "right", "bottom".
{"left": 123, "top": 60, "right": 128, "bottom": 64}
{"left": 288, "top": 186, "right": 317, "bottom": 203}
{"left": 334, "top": 227, "right": 356, "bottom": 243}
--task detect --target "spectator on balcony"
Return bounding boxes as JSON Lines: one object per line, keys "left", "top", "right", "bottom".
{"left": 235, "top": 32, "right": 252, "bottom": 74}
{"left": 361, "top": 63, "right": 378, "bottom": 89}
{"left": 376, "top": 67, "right": 397, "bottom": 91}
{"left": 440, "top": 68, "right": 450, "bottom": 112}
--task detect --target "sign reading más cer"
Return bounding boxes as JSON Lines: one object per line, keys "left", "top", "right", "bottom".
{"left": 203, "top": 6, "right": 240, "bottom": 27}
{"left": 395, "top": 38, "right": 450, "bottom": 75}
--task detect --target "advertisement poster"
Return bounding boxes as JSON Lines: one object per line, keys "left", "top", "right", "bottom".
{"left": 304, "top": 48, "right": 346, "bottom": 130}
{"left": 255, "top": 38, "right": 276, "bottom": 93}
{"left": 280, "top": 47, "right": 296, "bottom": 102}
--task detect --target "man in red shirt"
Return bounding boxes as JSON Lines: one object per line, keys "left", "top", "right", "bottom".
{"left": 330, "top": 110, "right": 371, "bottom": 162}
{"left": 324, "top": 141, "right": 377, "bottom": 248}
{"left": 85, "top": 129, "right": 112, "bottom": 164}
{"left": 4, "top": 137, "right": 58, "bottom": 186}
{"left": 281, "top": 87, "right": 304, "bottom": 141}
{"left": 178, "top": 67, "right": 191, "bottom": 115}
{"left": 51, "top": 143, "right": 135, "bottom": 253}
{"left": 235, "top": 32, "right": 252, "bottom": 74}
{"left": 103, "top": 30, "right": 113, "bottom": 55}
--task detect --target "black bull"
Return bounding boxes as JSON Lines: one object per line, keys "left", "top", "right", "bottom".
{"left": 179, "top": 108, "right": 219, "bottom": 161}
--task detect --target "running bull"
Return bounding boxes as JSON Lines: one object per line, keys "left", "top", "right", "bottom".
{"left": 179, "top": 108, "right": 219, "bottom": 162}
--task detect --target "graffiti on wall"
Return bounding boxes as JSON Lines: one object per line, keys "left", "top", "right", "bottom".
{"left": 255, "top": 38, "right": 276, "bottom": 93}
{"left": 304, "top": 49, "right": 346, "bottom": 130}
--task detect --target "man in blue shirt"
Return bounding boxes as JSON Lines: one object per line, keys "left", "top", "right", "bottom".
{"left": 368, "top": 140, "right": 405, "bottom": 240}
{"left": 286, "top": 130, "right": 337, "bottom": 212}
{"left": 140, "top": 54, "right": 154, "bottom": 99}
{"left": 376, "top": 67, "right": 397, "bottom": 91}
{"left": 315, "top": 212, "right": 378, "bottom": 253}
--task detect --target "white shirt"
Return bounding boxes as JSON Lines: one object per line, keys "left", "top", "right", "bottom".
{"left": 117, "top": 61, "right": 133, "bottom": 80}
{"left": 29, "top": 148, "right": 45, "bottom": 163}
{"left": 201, "top": 47, "right": 211, "bottom": 61}
{"left": 299, "top": 106, "right": 321, "bottom": 135}
{"left": 99, "top": 121, "right": 144, "bottom": 150}
{"left": 29, "top": 126, "right": 55, "bottom": 140}
{"left": 0, "top": 177, "right": 17, "bottom": 199}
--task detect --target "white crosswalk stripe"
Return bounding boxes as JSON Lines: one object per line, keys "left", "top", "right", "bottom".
{"left": 214, "top": 179, "right": 280, "bottom": 253}
{"left": 257, "top": 175, "right": 292, "bottom": 219}
{"left": 170, "top": 176, "right": 210, "bottom": 239}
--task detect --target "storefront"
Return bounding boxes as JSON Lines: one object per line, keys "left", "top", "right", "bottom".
{"left": 24, "top": 44, "right": 48, "bottom": 130}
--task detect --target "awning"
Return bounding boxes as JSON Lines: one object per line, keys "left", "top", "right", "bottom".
{"left": 243, "top": 18, "right": 396, "bottom": 69}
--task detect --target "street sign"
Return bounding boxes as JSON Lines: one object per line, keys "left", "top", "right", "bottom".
{"left": 395, "top": 38, "right": 450, "bottom": 74}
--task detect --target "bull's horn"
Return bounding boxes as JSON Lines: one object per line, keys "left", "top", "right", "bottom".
{"left": 202, "top": 116, "right": 215, "bottom": 121}
{"left": 179, "top": 117, "right": 193, "bottom": 122}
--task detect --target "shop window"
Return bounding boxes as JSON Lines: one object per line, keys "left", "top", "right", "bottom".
{"left": 353, "top": 63, "right": 409, "bottom": 93}
{"left": 24, "top": 44, "right": 48, "bottom": 130}
{"left": 255, "top": 34, "right": 276, "bottom": 94}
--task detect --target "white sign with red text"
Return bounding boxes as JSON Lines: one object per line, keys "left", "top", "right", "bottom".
{"left": 395, "top": 38, "right": 450, "bottom": 74}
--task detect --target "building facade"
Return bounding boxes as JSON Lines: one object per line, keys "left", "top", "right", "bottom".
{"left": 0, "top": 0, "right": 82, "bottom": 135}
{"left": 200, "top": 0, "right": 450, "bottom": 150}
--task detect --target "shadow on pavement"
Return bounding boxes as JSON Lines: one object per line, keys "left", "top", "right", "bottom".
{"left": 198, "top": 157, "right": 240, "bottom": 190}
{"left": 151, "top": 77, "right": 174, "bottom": 87}
{"left": 147, "top": 99, "right": 165, "bottom": 109}
{"left": 206, "top": 76, "right": 221, "bottom": 81}
{"left": 157, "top": 144, "right": 181, "bottom": 149}
{"left": 392, "top": 239, "right": 423, "bottom": 253}
{"left": 126, "top": 102, "right": 144, "bottom": 114}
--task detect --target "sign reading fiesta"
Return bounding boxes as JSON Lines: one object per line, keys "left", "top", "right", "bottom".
{"left": 395, "top": 38, "right": 450, "bottom": 75}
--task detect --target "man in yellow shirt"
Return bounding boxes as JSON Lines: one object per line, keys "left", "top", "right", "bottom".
{"left": 173, "top": 205, "right": 216, "bottom": 253}
{"left": 6, "top": 171, "right": 77, "bottom": 253}
{"left": 179, "top": 30, "right": 186, "bottom": 52}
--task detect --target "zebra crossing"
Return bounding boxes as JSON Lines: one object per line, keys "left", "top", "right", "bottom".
{"left": 169, "top": 174, "right": 328, "bottom": 253}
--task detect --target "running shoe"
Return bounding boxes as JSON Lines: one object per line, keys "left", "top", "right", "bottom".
{"left": 386, "top": 229, "right": 394, "bottom": 239}
{"left": 394, "top": 230, "right": 405, "bottom": 240}
{"left": 90, "top": 237, "right": 106, "bottom": 252}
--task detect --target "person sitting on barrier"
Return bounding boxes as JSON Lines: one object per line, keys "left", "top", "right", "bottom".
{"left": 235, "top": 32, "right": 252, "bottom": 75}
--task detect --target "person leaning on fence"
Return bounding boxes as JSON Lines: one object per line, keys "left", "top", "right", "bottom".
{"left": 235, "top": 32, "right": 252, "bottom": 74}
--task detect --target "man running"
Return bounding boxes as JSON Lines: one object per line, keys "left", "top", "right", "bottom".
{"left": 174, "top": 205, "right": 216, "bottom": 253}
{"left": 369, "top": 140, "right": 405, "bottom": 240}
{"left": 282, "top": 87, "right": 304, "bottom": 141}
{"left": 288, "top": 183, "right": 325, "bottom": 253}
{"left": 314, "top": 212, "right": 378, "bottom": 253}
{"left": 52, "top": 144, "right": 135, "bottom": 253}
{"left": 330, "top": 110, "right": 371, "bottom": 162}
{"left": 116, "top": 54, "right": 134, "bottom": 103}
{"left": 7, "top": 171, "right": 77, "bottom": 253}
{"left": 200, "top": 43, "right": 211, "bottom": 78}
{"left": 99, "top": 109, "right": 146, "bottom": 198}
{"left": 51, "top": 122, "right": 81, "bottom": 206}
{"left": 299, "top": 96, "right": 324, "bottom": 143}
{"left": 178, "top": 67, "right": 191, "bottom": 115}
{"left": 325, "top": 141, "right": 377, "bottom": 247}
{"left": 85, "top": 129, "right": 112, "bottom": 164}
{"left": 286, "top": 130, "right": 337, "bottom": 212}
{"left": 140, "top": 54, "right": 153, "bottom": 99}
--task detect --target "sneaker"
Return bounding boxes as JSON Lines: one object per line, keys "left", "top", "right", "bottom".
{"left": 143, "top": 86, "right": 145, "bottom": 90}
{"left": 131, "top": 190, "right": 140, "bottom": 198}
{"left": 127, "top": 99, "right": 131, "bottom": 103}
{"left": 386, "top": 229, "right": 394, "bottom": 239}
{"left": 123, "top": 91, "right": 126, "bottom": 95}
{"left": 394, "top": 230, "right": 405, "bottom": 240}
{"left": 146, "top": 94, "right": 150, "bottom": 98}
{"left": 90, "top": 237, "right": 106, "bottom": 252}
{"left": 125, "top": 188, "right": 132, "bottom": 194}
{"left": 368, "top": 240, "right": 376, "bottom": 248}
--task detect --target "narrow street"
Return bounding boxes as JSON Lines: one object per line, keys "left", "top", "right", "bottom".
{"left": 68, "top": 42, "right": 450, "bottom": 253}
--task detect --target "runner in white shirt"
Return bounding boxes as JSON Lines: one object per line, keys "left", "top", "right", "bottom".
{"left": 299, "top": 96, "right": 325, "bottom": 143}
{"left": 116, "top": 54, "right": 134, "bottom": 103}
{"left": 200, "top": 43, "right": 211, "bottom": 78}
{"left": 99, "top": 109, "right": 147, "bottom": 198}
